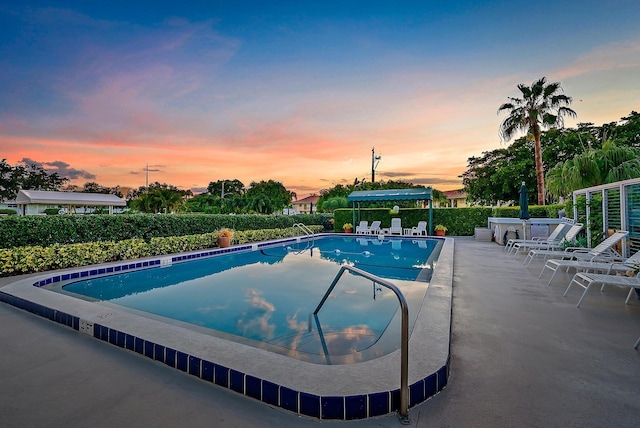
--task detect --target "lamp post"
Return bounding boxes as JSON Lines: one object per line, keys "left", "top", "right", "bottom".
{"left": 371, "top": 147, "right": 381, "bottom": 183}
{"left": 220, "top": 182, "right": 234, "bottom": 213}
{"left": 220, "top": 182, "right": 233, "bottom": 199}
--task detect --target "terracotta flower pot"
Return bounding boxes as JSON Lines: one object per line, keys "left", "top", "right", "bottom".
{"left": 344, "top": 228, "right": 352, "bottom": 234}
{"left": 217, "top": 236, "right": 231, "bottom": 248}
{"left": 435, "top": 229, "right": 446, "bottom": 237}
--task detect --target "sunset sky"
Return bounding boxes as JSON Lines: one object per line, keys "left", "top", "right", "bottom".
{"left": 1, "top": 1, "right": 639, "bottom": 198}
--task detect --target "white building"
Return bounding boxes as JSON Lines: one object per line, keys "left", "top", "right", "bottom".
{"left": 14, "top": 190, "right": 126, "bottom": 215}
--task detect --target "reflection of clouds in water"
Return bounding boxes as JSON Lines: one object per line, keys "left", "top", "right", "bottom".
{"left": 283, "top": 311, "right": 309, "bottom": 355}
{"left": 237, "top": 288, "right": 276, "bottom": 340}
{"left": 246, "top": 288, "right": 276, "bottom": 311}
{"left": 286, "top": 310, "right": 307, "bottom": 331}
{"left": 322, "top": 324, "right": 378, "bottom": 363}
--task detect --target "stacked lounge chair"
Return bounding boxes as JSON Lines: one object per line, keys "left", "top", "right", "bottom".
{"left": 510, "top": 223, "right": 584, "bottom": 256}
{"left": 523, "top": 231, "right": 628, "bottom": 267}
{"left": 504, "top": 221, "right": 569, "bottom": 254}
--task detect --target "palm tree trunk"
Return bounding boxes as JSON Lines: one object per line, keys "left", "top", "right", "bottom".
{"left": 533, "top": 128, "right": 545, "bottom": 205}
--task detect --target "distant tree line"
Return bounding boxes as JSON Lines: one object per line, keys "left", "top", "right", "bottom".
{"left": 316, "top": 179, "right": 448, "bottom": 212}
{"left": 462, "top": 110, "right": 640, "bottom": 205}
{"left": 0, "top": 159, "right": 68, "bottom": 201}
{"left": 186, "top": 179, "right": 296, "bottom": 215}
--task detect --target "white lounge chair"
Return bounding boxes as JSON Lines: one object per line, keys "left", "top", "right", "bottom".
{"left": 505, "top": 222, "right": 569, "bottom": 254}
{"left": 510, "top": 223, "right": 583, "bottom": 256}
{"left": 410, "top": 221, "right": 428, "bottom": 236}
{"left": 389, "top": 218, "right": 402, "bottom": 235}
{"left": 523, "top": 231, "right": 628, "bottom": 267}
{"left": 367, "top": 220, "right": 382, "bottom": 235}
{"left": 564, "top": 270, "right": 640, "bottom": 308}
{"left": 539, "top": 250, "right": 640, "bottom": 285}
{"left": 355, "top": 221, "right": 369, "bottom": 234}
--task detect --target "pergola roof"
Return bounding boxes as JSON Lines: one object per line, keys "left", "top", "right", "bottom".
{"left": 16, "top": 190, "right": 126, "bottom": 206}
{"left": 347, "top": 188, "right": 431, "bottom": 203}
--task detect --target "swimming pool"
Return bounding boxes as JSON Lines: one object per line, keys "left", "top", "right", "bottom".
{"left": 0, "top": 234, "right": 454, "bottom": 420}
{"left": 58, "top": 236, "right": 442, "bottom": 365}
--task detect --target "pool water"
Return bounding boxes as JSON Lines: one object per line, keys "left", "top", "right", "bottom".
{"left": 62, "top": 236, "right": 442, "bottom": 364}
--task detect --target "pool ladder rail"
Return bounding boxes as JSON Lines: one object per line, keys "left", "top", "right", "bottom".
{"left": 313, "top": 265, "right": 410, "bottom": 424}
{"left": 290, "top": 223, "right": 316, "bottom": 254}
{"left": 292, "top": 222, "right": 314, "bottom": 237}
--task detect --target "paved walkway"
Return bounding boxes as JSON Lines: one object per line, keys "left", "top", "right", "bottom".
{"left": 1, "top": 238, "right": 639, "bottom": 427}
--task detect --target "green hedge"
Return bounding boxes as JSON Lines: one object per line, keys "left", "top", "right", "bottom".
{"left": 334, "top": 204, "right": 566, "bottom": 236}
{"left": 0, "top": 213, "right": 331, "bottom": 249}
{"left": 0, "top": 225, "right": 323, "bottom": 276}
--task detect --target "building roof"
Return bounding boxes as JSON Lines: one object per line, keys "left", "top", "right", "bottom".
{"left": 292, "top": 195, "right": 319, "bottom": 205}
{"left": 16, "top": 190, "right": 127, "bottom": 206}
{"left": 347, "top": 188, "right": 431, "bottom": 202}
{"left": 443, "top": 190, "right": 467, "bottom": 199}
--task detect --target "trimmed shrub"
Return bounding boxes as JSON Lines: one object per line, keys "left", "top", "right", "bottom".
{"left": 0, "top": 213, "right": 331, "bottom": 249}
{"left": 334, "top": 204, "right": 566, "bottom": 237}
{"left": 0, "top": 225, "right": 322, "bottom": 276}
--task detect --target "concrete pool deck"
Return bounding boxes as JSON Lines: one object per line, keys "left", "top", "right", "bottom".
{"left": 1, "top": 237, "right": 639, "bottom": 427}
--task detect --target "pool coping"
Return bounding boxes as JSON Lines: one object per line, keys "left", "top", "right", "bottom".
{"left": 0, "top": 233, "right": 453, "bottom": 421}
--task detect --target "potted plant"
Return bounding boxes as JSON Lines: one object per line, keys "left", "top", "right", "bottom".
{"left": 434, "top": 224, "right": 447, "bottom": 236}
{"left": 342, "top": 223, "right": 353, "bottom": 233}
{"left": 217, "top": 228, "right": 234, "bottom": 248}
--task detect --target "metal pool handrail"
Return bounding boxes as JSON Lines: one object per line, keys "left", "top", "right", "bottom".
{"left": 313, "top": 265, "right": 410, "bottom": 424}
{"left": 292, "top": 222, "right": 314, "bottom": 236}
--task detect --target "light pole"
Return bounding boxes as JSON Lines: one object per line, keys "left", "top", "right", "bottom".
{"left": 220, "top": 182, "right": 233, "bottom": 199}
{"left": 371, "top": 147, "right": 381, "bottom": 183}
{"left": 220, "top": 181, "right": 234, "bottom": 213}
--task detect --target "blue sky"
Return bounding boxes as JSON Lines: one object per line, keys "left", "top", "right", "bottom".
{"left": 1, "top": 1, "right": 639, "bottom": 196}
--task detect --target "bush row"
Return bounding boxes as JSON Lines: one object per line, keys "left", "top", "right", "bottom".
{"left": 0, "top": 213, "right": 331, "bottom": 249}
{"left": 0, "top": 226, "right": 323, "bottom": 276}
{"left": 333, "top": 204, "right": 566, "bottom": 236}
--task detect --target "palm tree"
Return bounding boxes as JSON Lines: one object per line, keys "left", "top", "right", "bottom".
{"left": 498, "top": 77, "right": 577, "bottom": 205}
{"left": 546, "top": 140, "right": 640, "bottom": 199}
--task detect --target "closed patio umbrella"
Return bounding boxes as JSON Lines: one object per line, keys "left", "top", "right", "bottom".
{"left": 519, "top": 181, "right": 530, "bottom": 240}
{"left": 518, "top": 182, "right": 530, "bottom": 220}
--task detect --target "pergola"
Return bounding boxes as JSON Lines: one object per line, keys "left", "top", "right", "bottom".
{"left": 347, "top": 188, "right": 433, "bottom": 235}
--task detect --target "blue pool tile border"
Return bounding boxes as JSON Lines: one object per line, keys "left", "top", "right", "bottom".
{"left": 1, "top": 237, "right": 451, "bottom": 420}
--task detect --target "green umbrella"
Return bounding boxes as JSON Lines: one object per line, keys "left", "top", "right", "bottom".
{"left": 518, "top": 181, "right": 530, "bottom": 220}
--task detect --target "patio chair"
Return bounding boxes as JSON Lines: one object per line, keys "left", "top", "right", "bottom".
{"left": 367, "top": 220, "right": 382, "bottom": 235}
{"left": 389, "top": 218, "right": 402, "bottom": 235}
{"left": 509, "top": 223, "right": 583, "bottom": 256}
{"left": 564, "top": 270, "right": 640, "bottom": 307}
{"left": 504, "top": 222, "right": 569, "bottom": 254}
{"left": 523, "top": 231, "right": 628, "bottom": 267}
{"left": 355, "top": 221, "right": 369, "bottom": 234}
{"left": 539, "top": 249, "right": 640, "bottom": 285}
{"left": 410, "top": 221, "right": 428, "bottom": 236}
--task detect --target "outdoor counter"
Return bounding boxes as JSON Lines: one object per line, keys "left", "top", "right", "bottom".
{"left": 488, "top": 217, "right": 566, "bottom": 245}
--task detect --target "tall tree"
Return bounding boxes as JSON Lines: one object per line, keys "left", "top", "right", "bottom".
{"left": 206, "top": 179, "right": 245, "bottom": 197}
{"left": 498, "top": 77, "right": 577, "bottom": 205}
{"left": 244, "top": 180, "right": 295, "bottom": 213}
{"left": 0, "top": 159, "right": 68, "bottom": 200}
{"left": 546, "top": 141, "right": 640, "bottom": 199}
